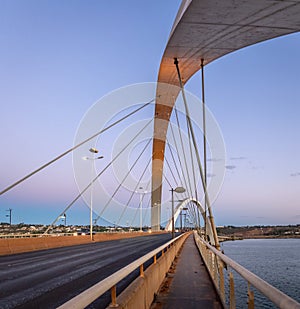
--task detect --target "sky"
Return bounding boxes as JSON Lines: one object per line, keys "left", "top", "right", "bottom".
{"left": 0, "top": 0, "right": 299, "bottom": 227}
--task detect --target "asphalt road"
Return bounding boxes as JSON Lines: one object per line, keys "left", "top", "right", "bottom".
{"left": 0, "top": 233, "right": 174, "bottom": 309}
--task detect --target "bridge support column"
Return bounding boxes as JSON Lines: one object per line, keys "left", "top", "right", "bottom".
{"left": 152, "top": 142, "right": 165, "bottom": 231}
{"left": 151, "top": 201, "right": 161, "bottom": 231}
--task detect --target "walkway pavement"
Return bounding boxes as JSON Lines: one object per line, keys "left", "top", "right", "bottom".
{"left": 153, "top": 234, "right": 223, "bottom": 309}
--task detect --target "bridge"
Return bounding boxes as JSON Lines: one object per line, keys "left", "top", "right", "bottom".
{"left": 1, "top": 0, "right": 300, "bottom": 308}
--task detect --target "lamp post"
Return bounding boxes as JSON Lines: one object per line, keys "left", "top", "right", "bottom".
{"left": 83, "top": 148, "right": 103, "bottom": 241}
{"left": 180, "top": 207, "right": 188, "bottom": 232}
{"left": 6, "top": 208, "right": 12, "bottom": 225}
{"left": 59, "top": 213, "right": 67, "bottom": 226}
{"left": 173, "top": 200, "right": 185, "bottom": 232}
{"left": 139, "top": 187, "right": 143, "bottom": 232}
{"left": 137, "top": 187, "right": 147, "bottom": 232}
{"left": 170, "top": 187, "right": 185, "bottom": 239}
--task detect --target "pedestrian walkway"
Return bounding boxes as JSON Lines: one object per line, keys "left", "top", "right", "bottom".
{"left": 152, "top": 234, "right": 223, "bottom": 309}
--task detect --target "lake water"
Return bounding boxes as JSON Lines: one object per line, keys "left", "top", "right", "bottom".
{"left": 221, "top": 238, "right": 300, "bottom": 308}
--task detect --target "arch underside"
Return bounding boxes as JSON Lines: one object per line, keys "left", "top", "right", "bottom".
{"left": 151, "top": 0, "right": 300, "bottom": 230}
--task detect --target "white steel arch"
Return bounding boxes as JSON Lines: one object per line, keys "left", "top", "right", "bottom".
{"left": 165, "top": 197, "right": 215, "bottom": 245}
{"left": 151, "top": 0, "right": 300, "bottom": 235}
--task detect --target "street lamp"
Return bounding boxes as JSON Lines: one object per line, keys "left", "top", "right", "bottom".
{"left": 83, "top": 148, "right": 103, "bottom": 241}
{"left": 137, "top": 187, "right": 147, "bottom": 232}
{"left": 180, "top": 207, "right": 188, "bottom": 232}
{"left": 59, "top": 213, "right": 67, "bottom": 226}
{"left": 170, "top": 187, "right": 185, "bottom": 239}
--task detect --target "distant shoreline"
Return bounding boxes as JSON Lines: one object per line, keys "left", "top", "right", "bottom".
{"left": 219, "top": 235, "right": 300, "bottom": 242}
{"left": 217, "top": 225, "right": 300, "bottom": 241}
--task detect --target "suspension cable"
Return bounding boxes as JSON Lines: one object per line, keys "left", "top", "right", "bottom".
{"left": 118, "top": 155, "right": 152, "bottom": 227}
{"left": 94, "top": 138, "right": 151, "bottom": 224}
{"left": 201, "top": 58, "right": 208, "bottom": 239}
{"left": 173, "top": 57, "right": 220, "bottom": 249}
{"left": 129, "top": 188, "right": 151, "bottom": 229}
{"left": 166, "top": 137, "right": 182, "bottom": 184}
{"left": 164, "top": 154, "right": 179, "bottom": 187}
{"left": 44, "top": 118, "right": 153, "bottom": 233}
{"left": 187, "top": 202, "right": 195, "bottom": 222}
{"left": 174, "top": 107, "right": 193, "bottom": 197}
{"left": 186, "top": 109, "right": 199, "bottom": 201}
{"left": 165, "top": 136, "right": 190, "bottom": 201}
{"left": 169, "top": 120, "right": 190, "bottom": 195}
{"left": 187, "top": 203, "right": 197, "bottom": 228}
{"left": 140, "top": 180, "right": 151, "bottom": 227}
{"left": 162, "top": 170, "right": 173, "bottom": 188}
{"left": 162, "top": 169, "right": 191, "bottom": 223}
{"left": 1, "top": 99, "right": 154, "bottom": 196}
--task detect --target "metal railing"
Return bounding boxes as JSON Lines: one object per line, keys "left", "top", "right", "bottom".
{"left": 194, "top": 231, "right": 300, "bottom": 309}
{"left": 57, "top": 233, "right": 188, "bottom": 309}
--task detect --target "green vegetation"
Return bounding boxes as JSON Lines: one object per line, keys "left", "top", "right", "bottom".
{"left": 217, "top": 225, "right": 300, "bottom": 239}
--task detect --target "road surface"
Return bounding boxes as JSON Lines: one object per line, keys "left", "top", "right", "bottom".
{"left": 0, "top": 233, "right": 173, "bottom": 308}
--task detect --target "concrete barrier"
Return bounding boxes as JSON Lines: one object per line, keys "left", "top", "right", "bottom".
{"left": 0, "top": 232, "right": 165, "bottom": 256}
{"left": 108, "top": 232, "right": 190, "bottom": 309}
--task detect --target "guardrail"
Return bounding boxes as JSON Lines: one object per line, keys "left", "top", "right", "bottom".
{"left": 0, "top": 233, "right": 75, "bottom": 239}
{"left": 0, "top": 230, "right": 156, "bottom": 239}
{"left": 57, "top": 232, "right": 190, "bottom": 309}
{"left": 194, "top": 231, "right": 300, "bottom": 309}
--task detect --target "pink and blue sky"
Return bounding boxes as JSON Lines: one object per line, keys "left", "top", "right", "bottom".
{"left": 0, "top": 0, "right": 299, "bottom": 226}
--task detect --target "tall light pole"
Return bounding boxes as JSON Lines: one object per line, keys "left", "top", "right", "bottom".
{"left": 83, "top": 148, "right": 103, "bottom": 241}
{"left": 137, "top": 187, "right": 147, "bottom": 232}
{"left": 6, "top": 208, "right": 12, "bottom": 225}
{"left": 139, "top": 187, "right": 143, "bottom": 232}
{"left": 170, "top": 187, "right": 185, "bottom": 239}
{"left": 180, "top": 207, "right": 188, "bottom": 232}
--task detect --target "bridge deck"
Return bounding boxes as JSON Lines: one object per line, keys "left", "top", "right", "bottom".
{"left": 153, "top": 234, "right": 223, "bottom": 309}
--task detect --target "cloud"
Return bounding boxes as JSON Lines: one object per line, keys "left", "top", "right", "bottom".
{"left": 290, "top": 172, "right": 300, "bottom": 177}
{"left": 225, "top": 165, "right": 236, "bottom": 170}
{"left": 207, "top": 158, "right": 222, "bottom": 162}
{"left": 207, "top": 173, "right": 216, "bottom": 178}
{"left": 230, "top": 156, "right": 247, "bottom": 160}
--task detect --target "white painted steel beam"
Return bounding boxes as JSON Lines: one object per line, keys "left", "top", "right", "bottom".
{"left": 165, "top": 198, "right": 215, "bottom": 245}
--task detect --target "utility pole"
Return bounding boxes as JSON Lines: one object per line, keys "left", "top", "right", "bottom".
{"left": 6, "top": 208, "right": 12, "bottom": 225}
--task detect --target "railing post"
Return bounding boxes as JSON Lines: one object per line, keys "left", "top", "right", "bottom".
{"left": 248, "top": 282, "right": 255, "bottom": 309}
{"left": 219, "top": 261, "right": 225, "bottom": 304}
{"left": 229, "top": 272, "right": 236, "bottom": 309}
{"left": 212, "top": 253, "right": 215, "bottom": 282}
{"left": 154, "top": 254, "right": 157, "bottom": 264}
{"left": 213, "top": 254, "right": 217, "bottom": 284}
{"left": 209, "top": 250, "right": 213, "bottom": 274}
{"left": 194, "top": 231, "right": 300, "bottom": 309}
{"left": 110, "top": 285, "right": 118, "bottom": 307}
{"left": 140, "top": 264, "right": 144, "bottom": 277}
